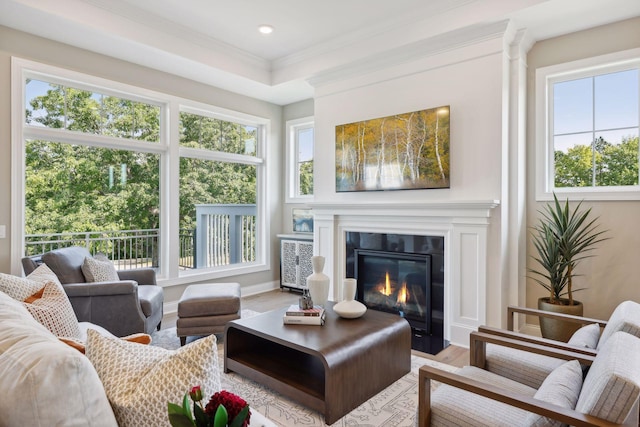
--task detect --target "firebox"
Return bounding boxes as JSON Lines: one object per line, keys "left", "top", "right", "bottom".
{"left": 348, "top": 232, "right": 446, "bottom": 354}
{"left": 355, "top": 248, "right": 431, "bottom": 325}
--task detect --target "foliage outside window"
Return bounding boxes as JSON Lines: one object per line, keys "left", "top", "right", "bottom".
{"left": 179, "top": 111, "right": 260, "bottom": 269}
{"left": 536, "top": 50, "right": 640, "bottom": 200}
{"left": 285, "top": 117, "right": 314, "bottom": 202}
{"left": 15, "top": 60, "right": 268, "bottom": 279}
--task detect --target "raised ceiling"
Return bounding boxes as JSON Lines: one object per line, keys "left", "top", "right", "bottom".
{"left": 1, "top": 0, "right": 639, "bottom": 104}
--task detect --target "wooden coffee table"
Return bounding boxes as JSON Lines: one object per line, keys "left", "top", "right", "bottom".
{"left": 224, "top": 302, "right": 411, "bottom": 424}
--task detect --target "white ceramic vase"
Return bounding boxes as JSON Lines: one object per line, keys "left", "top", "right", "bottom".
{"left": 306, "top": 256, "right": 330, "bottom": 307}
{"left": 333, "top": 278, "right": 367, "bottom": 319}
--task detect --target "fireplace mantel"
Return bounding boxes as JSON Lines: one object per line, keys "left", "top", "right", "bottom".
{"left": 310, "top": 199, "right": 500, "bottom": 348}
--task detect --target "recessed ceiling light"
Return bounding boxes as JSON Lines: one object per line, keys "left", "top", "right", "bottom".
{"left": 258, "top": 25, "right": 274, "bottom": 35}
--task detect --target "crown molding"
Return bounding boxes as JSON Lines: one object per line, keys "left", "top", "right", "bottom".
{"left": 307, "top": 19, "right": 511, "bottom": 88}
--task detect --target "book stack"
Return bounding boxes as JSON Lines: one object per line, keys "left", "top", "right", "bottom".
{"left": 283, "top": 304, "right": 326, "bottom": 325}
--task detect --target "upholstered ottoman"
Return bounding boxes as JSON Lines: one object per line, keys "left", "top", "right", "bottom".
{"left": 177, "top": 283, "right": 241, "bottom": 346}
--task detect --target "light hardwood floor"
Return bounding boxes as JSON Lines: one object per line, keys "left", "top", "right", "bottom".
{"left": 241, "top": 289, "right": 470, "bottom": 368}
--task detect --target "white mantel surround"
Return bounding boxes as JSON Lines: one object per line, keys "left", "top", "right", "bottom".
{"left": 311, "top": 200, "right": 499, "bottom": 348}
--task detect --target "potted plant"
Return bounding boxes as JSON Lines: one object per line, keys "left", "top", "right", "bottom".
{"left": 529, "top": 194, "right": 607, "bottom": 342}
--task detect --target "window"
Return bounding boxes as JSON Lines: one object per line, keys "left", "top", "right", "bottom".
{"left": 12, "top": 58, "right": 269, "bottom": 280}
{"left": 536, "top": 48, "right": 640, "bottom": 200}
{"left": 285, "top": 117, "right": 314, "bottom": 202}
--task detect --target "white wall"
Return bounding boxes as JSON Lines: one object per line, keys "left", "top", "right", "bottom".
{"left": 310, "top": 28, "right": 517, "bottom": 334}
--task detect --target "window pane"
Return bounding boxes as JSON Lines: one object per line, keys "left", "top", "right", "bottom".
{"left": 297, "top": 127, "right": 314, "bottom": 196}
{"left": 25, "top": 80, "right": 160, "bottom": 142}
{"left": 595, "top": 69, "right": 639, "bottom": 130}
{"left": 553, "top": 77, "right": 593, "bottom": 135}
{"left": 180, "top": 112, "right": 257, "bottom": 155}
{"left": 179, "top": 158, "right": 257, "bottom": 269}
{"left": 24, "top": 140, "right": 160, "bottom": 269}
{"left": 554, "top": 133, "right": 593, "bottom": 188}
{"left": 594, "top": 131, "right": 639, "bottom": 186}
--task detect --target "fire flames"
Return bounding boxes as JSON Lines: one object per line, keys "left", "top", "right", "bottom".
{"left": 374, "top": 272, "right": 409, "bottom": 306}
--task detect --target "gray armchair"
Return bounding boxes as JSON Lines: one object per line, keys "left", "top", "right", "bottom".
{"left": 22, "top": 246, "right": 163, "bottom": 337}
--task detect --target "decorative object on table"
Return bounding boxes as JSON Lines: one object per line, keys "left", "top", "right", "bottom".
{"left": 333, "top": 278, "right": 367, "bottom": 319}
{"left": 529, "top": 193, "right": 608, "bottom": 342}
{"left": 286, "top": 304, "right": 324, "bottom": 317}
{"left": 283, "top": 313, "right": 325, "bottom": 325}
{"left": 292, "top": 208, "right": 314, "bottom": 233}
{"left": 306, "top": 256, "right": 330, "bottom": 307}
{"left": 335, "top": 105, "right": 450, "bottom": 192}
{"left": 168, "top": 386, "right": 251, "bottom": 427}
{"left": 298, "top": 288, "right": 314, "bottom": 310}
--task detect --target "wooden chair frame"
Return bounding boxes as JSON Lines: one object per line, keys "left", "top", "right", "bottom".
{"left": 418, "top": 331, "right": 639, "bottom": 427}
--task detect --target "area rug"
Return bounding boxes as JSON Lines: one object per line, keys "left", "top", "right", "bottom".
{"left": 151, "top": 311, "right": 457, "bottom": 427}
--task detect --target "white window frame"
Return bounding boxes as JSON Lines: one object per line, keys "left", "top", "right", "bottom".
{"left": 535, "top": 47, "right": 640, "bottom": 201}
{"left": 10, "top": 58, "right": 270, "bottom": 282}
{"left": 285, "top": 116, "right": 314, "bottom": 203}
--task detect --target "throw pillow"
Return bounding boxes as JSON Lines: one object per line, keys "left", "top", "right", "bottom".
{"left": 567, "top": 323, "right": 601, "bottom": 349}
{"left": 82, "top": 255, "right": 120, "bottom": 282}
{"left": 60, "top": 333, "right": 152, "bottom": 354}
{"left": 85, "top": 329, "right": 221, "bottom": 426}
{"left": 524, "top": 359, "right": 583, "bottom": 427}
{"left": 0, "top": 264, "right": 59, "bottom": 301}
{"left": 23, "top": 280, "right": 81, "bottom": 339}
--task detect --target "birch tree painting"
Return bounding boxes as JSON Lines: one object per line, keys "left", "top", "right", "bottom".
{"left": 336, "top": 106, "right": 450, "bottom": 192}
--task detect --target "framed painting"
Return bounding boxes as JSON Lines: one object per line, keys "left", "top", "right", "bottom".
{"left": 292, "top": 208, "right": 313, "bottom": 233}
{"left": 335, "top": 105, "right": 450, "bottom": 192}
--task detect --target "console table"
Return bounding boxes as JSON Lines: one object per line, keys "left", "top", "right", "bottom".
{"left": 224, "top": 303, "right": 411, "bottom": 424}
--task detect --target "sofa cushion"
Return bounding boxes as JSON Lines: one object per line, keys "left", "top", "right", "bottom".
{"left": 23, "top": 279, "right": 81, "bottom": 339}
{"left": 42, "top": 246, "right": 91, "bottom": 284}
{"left": 0, "top": 290, "right": 117, "bottom": 426}
{"left": 567, "top": 323, "right": 601, "bottom": 349}
{"left": 576, "top": 331, "right": 640, "bottom": 424}
{"left": 86, "top": 329, "right": 221, "bottom": 426}
{"left": 82, "top": 255, "right": 119, "bottom": 282}
{"left": 0, "top": 264, "right": 58, "bottom": 301}
{"left": 596, "top": 300, "right": 640, "bottom": 350}
{"left": 524, "top": 360, "right": 583, "bottom": 427}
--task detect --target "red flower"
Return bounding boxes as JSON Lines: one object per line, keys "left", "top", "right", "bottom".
{"left": 204, "top": 390, "right": 251, "bottom": 427}
{"left": 190, "top": 385, "right": 203, "bottom": 402}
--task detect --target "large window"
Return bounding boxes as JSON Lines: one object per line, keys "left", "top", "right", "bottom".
{"left": 12, "top": 59, "right": 269, "bottom": 280}
{"left": 285, "top": 117, "right": 314, "bottom": 202}
{"left": 536, "top": 49, "right": 640, "bottom": 200}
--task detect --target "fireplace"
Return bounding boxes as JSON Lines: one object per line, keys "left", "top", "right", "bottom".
{"left": 347, "top": 232, "right": 445, "bottom": 354}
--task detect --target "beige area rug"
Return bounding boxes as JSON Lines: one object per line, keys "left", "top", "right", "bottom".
{"left": 151, "top": 311, "right": 457, "bottom": 427}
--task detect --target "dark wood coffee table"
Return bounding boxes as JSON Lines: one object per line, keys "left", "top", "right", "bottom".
{"left": 224, "top": 302, "right": 411, "bottom": 424}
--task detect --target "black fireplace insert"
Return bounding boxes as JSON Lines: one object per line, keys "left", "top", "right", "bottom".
{"left": 355, "top": 249, "right": 431, "bottom": 331}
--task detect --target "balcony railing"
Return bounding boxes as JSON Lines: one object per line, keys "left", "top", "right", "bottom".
{"left": 24, "top": 204, "right": 257, "bottom": 271}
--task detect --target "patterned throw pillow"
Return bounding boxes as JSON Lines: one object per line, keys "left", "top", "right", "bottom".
{"left": 85, "top": 330, "right": 221, "bottom": 427}
{"left": 0, "top": 264, "right": 60, "bottom": 301}
{"left": 82, "top": 255, "right": 120, "bottom": 282}
{"left": 23, "top": 280, "right": 81, "bottom": 339}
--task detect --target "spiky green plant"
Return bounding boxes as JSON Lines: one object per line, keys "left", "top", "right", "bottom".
{"left": 529, "top": 194, "right": 607, "bottom": 305}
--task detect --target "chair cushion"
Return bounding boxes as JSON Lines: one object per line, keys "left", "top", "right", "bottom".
{"left": 86, "top": 329, "right": 221, "bottom": 427}
{"left": 576, "top": 331, "right": 640, "bottom": 424}
{"left": 596, "top": 300, "right": 640, "bottom": 350}
{"left": 524, "top": 360, "right": 583, "bottom": 427}
{"left": 138, "top": 285, "right": 164, "bottom": 317}
{"left": 0, "top": 264, "right": 58, "bottom": 301}
{"left": 567, "top": 323, "right": 601, "bottom": 349}
{"left": 485, "top": 344, "right": 565, "bottom": 388}
{"left": 42, "top": 246, "right": 92, "bottom": 284}
{"left": 0, "top": 290, "right": 117, "bottom": 426}
{"left": 82, "top": 255, "right": 120, "bottom": 282}
{"left": 430, "top": 365, "right": 536, "bottom": 426}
